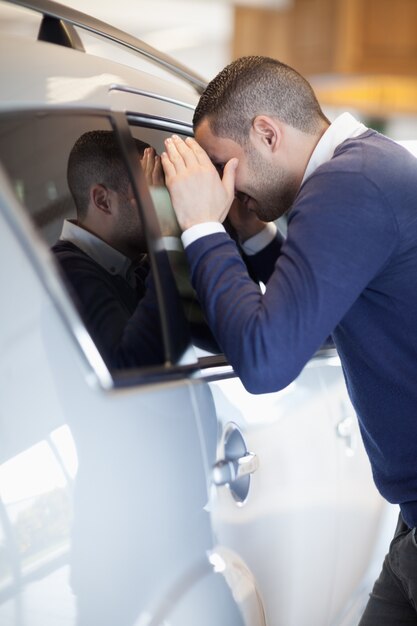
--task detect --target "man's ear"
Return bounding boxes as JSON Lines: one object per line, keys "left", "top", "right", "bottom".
{"left": 251, "top": 115, "right": 281, "bottom": 153}
{"left": 91, "top": 184, "right": 112, "bottom": 214}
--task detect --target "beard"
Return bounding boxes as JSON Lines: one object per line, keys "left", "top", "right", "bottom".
{"left": 115, "top": 195, "right": 147, "bottom": 258}
{"left": 244, "top": 145, "right": 300, "bottom": 222}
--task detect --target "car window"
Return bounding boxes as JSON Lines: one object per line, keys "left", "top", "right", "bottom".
{"left": 0, "top": 111, "right": 196, "bottom": 378}
{"left": 129, "top": 121, "right": 222, "bottom": 359}
{"left": 0, "top": 110, "right": 225, "bottom": 381}
{"left": 0, "top": 114, "right": 125, "bottom": 243}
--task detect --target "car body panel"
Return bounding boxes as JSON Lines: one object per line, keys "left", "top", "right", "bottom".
{"left": 208, "top": 359, "right": 396, "bottom": 625}
{"left": 0, "top": 35, "right": 198, "bottom": 115}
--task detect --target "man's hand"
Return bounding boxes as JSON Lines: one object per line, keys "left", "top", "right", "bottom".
{"left": 161, "top": 135, "right": 238, "bottom": 231}
{"left": 141, "top": 147, "right": 165, "bottom": 187}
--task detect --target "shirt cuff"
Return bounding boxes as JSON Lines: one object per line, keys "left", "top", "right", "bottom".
{"left": 162, "top": 236, "right": 183, "bottom": 252}
{"left": 241, "top": 222, "right": 278, "bottom": 256}
{"left": 181, "top": 222, "right": 226, "bottom": 249}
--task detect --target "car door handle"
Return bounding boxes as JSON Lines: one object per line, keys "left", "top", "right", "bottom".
{"left": 212, "top": 453, "right": 259, "bottom": 486}
{"left": 212, "top": 424, "right": 258, "bottom": 502}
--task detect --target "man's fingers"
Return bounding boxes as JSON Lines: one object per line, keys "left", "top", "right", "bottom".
{"left": 170, "top": 135, "right": 201, "bottom": 168}
{"left": 184, "top": 136, "right": 213, "bottom": 167}
{"left": 164, "top": 137, "right": 187, "bottom": 173}
{"left": 222, "top": 158, "right": 239, "bottom": 201}
{"left": 165, "top": 135, "right": 217, "bottom": 174}
{"left": 161, "top": 151, "right": 177, "bottom": 179}
{"left": 152, "top": 156, "right": 165, "bottom": 186}
{"left": 145, "top": 149, "right": 153, "bottom": 176}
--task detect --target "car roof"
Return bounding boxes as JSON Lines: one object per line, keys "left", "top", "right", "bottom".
{"left": 0, "top": 0, "right": 202, "bottom": 116}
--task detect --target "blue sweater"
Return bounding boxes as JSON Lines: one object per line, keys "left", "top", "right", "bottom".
{"left": 52, "top": 240, "right": 164, "bottom": 369}
{"left": 186, "top": 130, "right": 417, "bottom": 527}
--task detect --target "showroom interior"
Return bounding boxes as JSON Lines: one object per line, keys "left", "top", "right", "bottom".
{"left": 1, "top": 1, "right": 417, "bottom": 625}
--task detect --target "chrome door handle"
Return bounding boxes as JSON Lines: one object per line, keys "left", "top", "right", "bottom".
{"left": 211, "top": 424, "right": 258, "bottom": 503}
{"left": 212, "top": 453, "right": 259, "bottom": 486}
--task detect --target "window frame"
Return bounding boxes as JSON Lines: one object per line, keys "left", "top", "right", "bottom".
{"left": 0, "top": 106, "right": 240, "bottom": 390}
{"left": 0, "top": 107, "right": 207, "bottom": 389}
{"left": 126, "top": 114, "right": 237, "bottom": 372}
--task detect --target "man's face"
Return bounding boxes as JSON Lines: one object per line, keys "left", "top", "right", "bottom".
{"left": 110, "top": 181, "right": 146, "bottom": 258}
{"left": 195, "top": 118, "right": 299, "bottom": 221}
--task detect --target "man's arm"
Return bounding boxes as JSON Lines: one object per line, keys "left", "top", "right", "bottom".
{"left": 162, "top": 143, "right": 397, "bottom": 394}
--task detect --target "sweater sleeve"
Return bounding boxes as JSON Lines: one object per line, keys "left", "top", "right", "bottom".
{"left": 185, "top": 171, "right": 397, "bottom": 393}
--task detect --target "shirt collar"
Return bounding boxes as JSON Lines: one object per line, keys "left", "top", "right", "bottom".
{"left": 301, "top": 112, "right": 368, "bottom": 185}
{"left": 60, "top": 219, "right": 133, "bottom": 280}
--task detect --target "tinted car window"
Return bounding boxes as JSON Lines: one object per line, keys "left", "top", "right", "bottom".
{"left": 129, "top": 122, "right": 222, "bottom": 358}
{"left": 0, "top": 111, "right": 223, "bottom": 378}
{"left": 0, "top": 112, "right": 172, "bottom": 374}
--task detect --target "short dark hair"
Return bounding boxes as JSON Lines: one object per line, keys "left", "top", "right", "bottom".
{"left": 193, "top": 56, "right": 329, "bottom": 143}
{"left": 67, "top": 130, "right": 149, "bottom": 220}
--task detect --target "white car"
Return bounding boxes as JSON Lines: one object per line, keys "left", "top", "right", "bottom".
{"left": 0, "top": 1, "right": 397, "bottom": 625}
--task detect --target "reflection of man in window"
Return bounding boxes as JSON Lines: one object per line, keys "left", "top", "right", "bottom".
{"left": 52, "top": 130, "right": 164, "bottom": 369}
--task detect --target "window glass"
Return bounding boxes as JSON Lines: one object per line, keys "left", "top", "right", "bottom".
{"left": 0, "top": 112, "right": 174, "bottom": 374}
{"left": 129, "top": 122, "right": 222, "bottom": 358}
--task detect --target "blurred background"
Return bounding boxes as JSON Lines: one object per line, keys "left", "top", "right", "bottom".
{"left": 6, "top": 0, "right": 417, "bottom": 146}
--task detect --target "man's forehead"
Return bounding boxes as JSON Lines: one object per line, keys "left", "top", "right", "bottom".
{"left": 194, "top": 119, "right": 216, "bottom": 148}
{"left": 194, "top": 120, "right": 241, "bottom": 161}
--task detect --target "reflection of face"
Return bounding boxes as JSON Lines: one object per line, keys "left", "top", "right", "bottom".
{"left": 110, "top": 183, "right": 146, "bottom": 258}
{"left": 195, "top": 119, "right": 300, "bottom": 221}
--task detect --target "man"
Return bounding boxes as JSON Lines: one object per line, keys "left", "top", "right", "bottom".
{"left": 161, "top": 56, "right": 417, "bottom": 624}
{"left": 53, "top": 130, "right": 164, "bottom": 369}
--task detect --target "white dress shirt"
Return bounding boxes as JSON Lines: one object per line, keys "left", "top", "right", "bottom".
{"left": 59, "top": 219, "right": 134, "bottom": 283}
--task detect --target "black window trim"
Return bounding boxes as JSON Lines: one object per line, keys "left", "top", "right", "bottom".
{"left": 127, "top": 112, "right": 193, "bottom": 136}
{"left": 0, "top": 107, "right": 198, "bottom": 390}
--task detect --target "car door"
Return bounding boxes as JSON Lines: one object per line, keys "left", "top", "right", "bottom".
{"left": 0, "top": 109, "right": 262, "bottom": 626}
{"left": 206, "top": 360, "right": 340, "bottom": 626}
{"left": 207, "top": 351, "right": 394, "bottom": 626}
